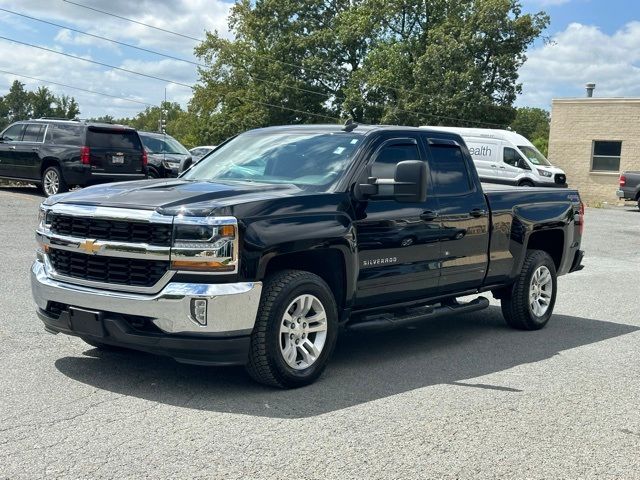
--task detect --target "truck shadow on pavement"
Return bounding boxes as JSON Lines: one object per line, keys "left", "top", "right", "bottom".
{"left": 54, "top": 306, "right": 638, "bottom": 418}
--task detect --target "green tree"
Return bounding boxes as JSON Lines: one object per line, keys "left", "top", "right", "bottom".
{"left": 510, "top": 107, "right": 549, "bottom": 140}
{"left": 29, "top": 86, "right": 56, "bottom": 119}
{"left": 52, "top": 95, "right": 80, "bottom": 119}
{"left": 191, "top": 0, "right": 549, "bottom": 143}
{"left": 4, "top": 80, "right": 31, "bottom": 121}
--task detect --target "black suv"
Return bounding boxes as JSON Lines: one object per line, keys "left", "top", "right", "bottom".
{"left": 0, "top": 119, "right": 147, "bottom": 196}
{"left": 138, "top": 131, "right": 191, "bottom": 178}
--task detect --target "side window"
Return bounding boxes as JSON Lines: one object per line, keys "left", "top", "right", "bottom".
{"left": 430, "top": 144, "right": 473, "bottom": 196}
{"left": 1, "top": 124, "right": 25, "bottom": 141}
{"left": 22, "top": 124, "right": 46, "bottom": 142}
{"left": 51, "top": 124, "right": 84, "bottom": 146}
{"left": 371, "top": 142, "right": 420, "bottom": 179}
{"left": 504, "top": 147, "right": 529, "bottom": 169}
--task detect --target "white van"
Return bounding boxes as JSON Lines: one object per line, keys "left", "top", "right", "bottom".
{"left": 419, "top": 126, "right": 567, "bottom": 187}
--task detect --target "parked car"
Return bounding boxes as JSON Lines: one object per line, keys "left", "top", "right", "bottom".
{"left": 138, "top": 131, "right": 191, "bottom": 178}
{"left": 420, "top": 126, "right": 567, "bottom": 188}
{"left": 617, "top": 171, "right": 640, "bottom": 209}
{"left": 189, "top": 145, "right": 217, "bottom": 162}
{"left": 179, "top": 145, "right": 218, "bottom": 174}
{"left": 0, "top": 119, "right": 147, "bottom": 196}
{"left": 32, "top": 124, "right": 585, "bottom": 388}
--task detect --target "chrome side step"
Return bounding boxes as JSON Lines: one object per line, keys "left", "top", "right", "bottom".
{"left": 346, "top": 296, "right": 490, "bottom": 332}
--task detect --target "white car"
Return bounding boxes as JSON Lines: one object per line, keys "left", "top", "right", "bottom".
{"left": 419, "top": 126, "right": 567, "bottom": 187}
{"left": 189, "top": 145, "right": 217, "bottom": 161}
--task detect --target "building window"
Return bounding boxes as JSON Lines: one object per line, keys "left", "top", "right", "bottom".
{"left": 591, "top": 141, "right": 621, "bottom": 172}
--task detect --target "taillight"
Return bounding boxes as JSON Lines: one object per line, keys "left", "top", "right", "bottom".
{"left": 142, "top": 149, "right": 148, "bottom": 166}
{"left": 619, "top": 174, "right": 626, "bottom": 187}
{"left": 80, "top": 146, "right": 90, "bottom": 165}
{"left": 578, "top": 201, "right": 585, "bottom": 235}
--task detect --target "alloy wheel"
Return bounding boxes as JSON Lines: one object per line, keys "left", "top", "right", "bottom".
{"left": 279, "top": 294, "right": 328, "bottom": 370}
{"left": 529, "top": 265, "right": 553, "bottom": 316}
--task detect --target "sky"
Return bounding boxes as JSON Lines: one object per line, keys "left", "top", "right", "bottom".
{"left": 0, "top": 0, "right": 638, "bottom": 118}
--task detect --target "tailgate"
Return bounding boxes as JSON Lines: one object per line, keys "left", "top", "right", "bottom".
{"left": 86, "top": 127, "right": 145, "bottom": 174}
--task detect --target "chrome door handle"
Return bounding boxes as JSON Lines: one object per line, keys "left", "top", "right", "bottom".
{"left": 470, "top": 209, "right": 487, "bottom": 218}
{"left": 499, "top": 166, "right": 506, "bottom": 169}
{"left": 32, "top": 147, "right": 39, "bottom": 151}
{"left": 490, "top": 164, "right": 497, "bottom": 167}
{"left": 9, "top": 145, "right": 16, "bottom": 150}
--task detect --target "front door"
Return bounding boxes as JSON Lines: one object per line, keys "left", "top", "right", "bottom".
{"left": 502, "top": 146, "right": 530, "bottom": 184}
{"left": 0, "top": 123, "right": 25, "bottom": 177}
{"left": 354, "top": 134, "right": 443, "bottom": 308}
{"left": 421, "top": 134, "right": 490, "bottom": 294}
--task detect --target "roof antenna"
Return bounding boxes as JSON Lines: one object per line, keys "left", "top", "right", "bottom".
{"left": 342, "top": 118, "right": 358, "bottom": 132}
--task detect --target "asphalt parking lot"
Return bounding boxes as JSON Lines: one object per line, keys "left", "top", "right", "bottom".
{"left": 0, "top": 185, "right": 639, "bottom": 479}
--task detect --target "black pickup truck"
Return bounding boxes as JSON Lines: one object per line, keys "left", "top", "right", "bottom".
{"left": 32, "top": 124, "right": 585, "bottom": 388}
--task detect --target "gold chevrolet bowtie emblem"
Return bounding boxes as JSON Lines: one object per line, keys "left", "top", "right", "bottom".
{"left": 78, "top": 239, "right": 101, "bottom": 255}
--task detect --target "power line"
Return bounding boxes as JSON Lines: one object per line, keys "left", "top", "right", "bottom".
{"left": 59, "top": 1, "right": 504, "bottom": 127}
{"left": 0, "top": 7, "right": 200, "bottom": 67}
{"left": 0, "top": 37, "right": 339, "bottom": 122}
{"left": 0, "top": 35, "right": 194, "bottom": 89}
{"left": 62, "top": 0, "right": 202, "bottom": 42}
{"left": 0, "top": 68, "right": 154, "bottom": 107}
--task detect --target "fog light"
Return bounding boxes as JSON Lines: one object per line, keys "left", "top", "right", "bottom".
{"left": 190, "top": 299, "right": 208, "bottom": 326}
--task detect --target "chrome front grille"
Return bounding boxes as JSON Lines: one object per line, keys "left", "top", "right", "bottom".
{"left": 48, "top": 248, "right": 170, "bottom": 288}
{"left": 50, "top": 213, "right": 172, "bottom": 246}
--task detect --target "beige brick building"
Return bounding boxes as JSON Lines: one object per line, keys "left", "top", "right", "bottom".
{"left": 548, "top": 98, "right": 640, "bottom": 204}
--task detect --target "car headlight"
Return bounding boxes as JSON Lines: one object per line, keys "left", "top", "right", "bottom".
{"left": 537, "top": 169, "right": 552, "bottom": 177}
{"left": 38, "top": 205, "right": 52, "bottom": 230}
{"left": 170, "top": 217, "right": 238, "bottom": 272}
{"left": 163, "top": 160, "right": 180, "bottom": 169}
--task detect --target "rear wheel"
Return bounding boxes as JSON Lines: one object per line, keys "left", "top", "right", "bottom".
{"left": 147, "top": 167, "right": 160, "bottom": 179}
{"left": 246, "top": 270, "right": 338, "bottom": 388}
{"left": 41, "top": 166, "right": 68, "bottom": 197}
{"left": 501, "top": 249, "right": 557, "bottom": 330}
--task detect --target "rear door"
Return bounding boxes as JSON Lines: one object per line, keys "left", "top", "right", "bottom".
{"left": 85, "top": 127, "right": 145, "bottom": 174}
{"left": 421, "top": 134, "right": 490, "bottom": 293}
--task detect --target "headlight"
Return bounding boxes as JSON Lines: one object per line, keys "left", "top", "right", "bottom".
{"left": 38, "top": 205, "right": 52, "bottom": 230}
{"left": 537, "top": 169, "right": 552, "bottom": 177}
{"left": 163, "top": 160, "right": 179, "bottom": 169}
{"left": 170, "top": 217, "right": 238, "bottom": 272}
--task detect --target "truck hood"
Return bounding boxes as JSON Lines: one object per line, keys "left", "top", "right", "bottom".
{"left": 48, "top": 179, "right": 303, "bottom": 212}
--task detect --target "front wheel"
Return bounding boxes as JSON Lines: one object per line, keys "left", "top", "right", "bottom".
{"left": 501, "top": 249, "right": 557, "bottom": 330}
{"left": 246, "top": 270, "right": 338, "bottom": 388}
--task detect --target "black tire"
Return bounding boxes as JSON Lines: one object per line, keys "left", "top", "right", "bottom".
{"left": 501, "top": 249, "right": 557, "bottom": 330}
{"left": 246, "top": 269, "right": 338, "bottom": 388}
{"left": 147, "top": 167, "right": 160, "bottom": 179}
{"left": 41, "top": 165, "right": 68, "bottom": 197}
{"left": 518, "top": 180, "right": 535, "bottom": 187}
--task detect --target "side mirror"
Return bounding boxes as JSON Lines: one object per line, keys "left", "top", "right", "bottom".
{"left": 393, "top": 160, "right": 427, "bottom": 203}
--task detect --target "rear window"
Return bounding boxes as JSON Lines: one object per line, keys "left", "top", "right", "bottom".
{"left": 86, "top": 129, "right": 142, "bottom": 150}
{"left": 430, "top": 144, "right": 473, "bottom": 195}
{"left": 51, "top": 124, "right": 84, "bottom": 146}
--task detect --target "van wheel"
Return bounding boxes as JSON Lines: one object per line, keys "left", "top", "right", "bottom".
{"left": 246, "top": 270, "right": 338, "bottom": 388}
{"left": 501, "top": 250, "right": 557, "bottom": 330}
{"left": 41, "top": 166, "right": 68, "bottom": 197}
{"left": 518, "top": 180, "right": 535, "bottom": 187}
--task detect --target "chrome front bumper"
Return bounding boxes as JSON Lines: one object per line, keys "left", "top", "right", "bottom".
{"left": 31, "top": 260, "right": 262, "bottom": 336}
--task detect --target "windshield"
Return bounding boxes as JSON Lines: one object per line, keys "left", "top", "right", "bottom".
{"left": 183, "top": 131, "right": 362, "bottom": 191}
{"left": 518, "top": 145, "right": 551, "bottom": 166}
{"left": 141, "top": 134, "right": 189, "bottom": 155}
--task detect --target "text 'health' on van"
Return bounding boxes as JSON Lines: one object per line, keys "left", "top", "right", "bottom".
{"left": 419, "top": 127, "right": 567, "bottom": 188}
